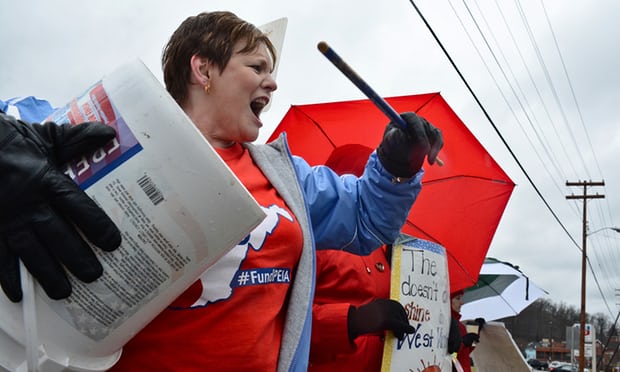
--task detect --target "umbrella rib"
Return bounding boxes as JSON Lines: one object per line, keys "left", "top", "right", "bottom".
{"left": 521, "top": 274, "right": 531, "bottom": 301}
{"left": 423, "top": 174, "right": 515, "bottom": 186}
{"left": 403, "top": 220, "right": 480, "bottom": 289}
{"left": 469, "top": 260, "right": 543, "bottom": 318}
{"left": 475, "top": 275, "right": 521, "bottom": 316}
{"left": 413, "top": 92, "right": 442, "bottom": 113}
{"left": 296, "top": 108, "right": 338, "bottom": 149}
{"left": 477, "top": 276, "right": 506, "bottom": 297}
{"left": 489, "top": 278, "right": 519, "bottom": 314}
{"left": 445, "top": 247, "right": 479, "bottom": 286}
{"left": 403, "top": 220, "right": 443, "bottom": 247}
{"left": 493, "top": 258, "right": 534, "bottom": 302}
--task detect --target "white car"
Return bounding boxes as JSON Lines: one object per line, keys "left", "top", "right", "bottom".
{"left": 548, "top": 362, "right": 575, "bottom": 372}
{"left": 548, "top": 361, "right": 571, "bottom": 370}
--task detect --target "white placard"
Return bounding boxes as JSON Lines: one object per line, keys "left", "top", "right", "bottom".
{"left": 0, "top": 59, "right": 265, "bottom": 372}
{"left": 381, "top": 235, "right": 452, "bottom": 371}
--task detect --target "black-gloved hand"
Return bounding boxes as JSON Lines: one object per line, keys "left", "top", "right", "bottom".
{"left": 0, "top": 113, "right": 122, "bottom": 302}
{"left": 462, "top": 332, "right": 480, "bottom": 347}
{"left": 377, "top": 112, "right": 443, "bottom": 179}
{"left": 474, "top": 317, "right": 486, "bottom": 330}
{"left": 348, "top": 298, "right": 415, "bottom": 341}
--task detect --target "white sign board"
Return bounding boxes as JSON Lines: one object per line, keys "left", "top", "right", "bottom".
{"left": 381, "top": 235, "right": 452, "bottom": 371}
{"left": 0, "top": 60, "right": 265, "bottom": 372}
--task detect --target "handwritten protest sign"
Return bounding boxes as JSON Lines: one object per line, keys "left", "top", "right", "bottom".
{"left": 381, "top": 235, "right": 452, "bottom": 372}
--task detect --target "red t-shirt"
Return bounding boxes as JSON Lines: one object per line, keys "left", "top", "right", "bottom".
{"left": 111, "top": 143, "right": 302, "bottom": 371}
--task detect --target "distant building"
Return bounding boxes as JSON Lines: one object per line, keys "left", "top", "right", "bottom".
{"left": 534, "top": 339, "right": 571, "bottom": 362}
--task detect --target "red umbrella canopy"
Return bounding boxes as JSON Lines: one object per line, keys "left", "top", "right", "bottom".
{"left": 268, "top": 92, "right": 515, "bottom": 292}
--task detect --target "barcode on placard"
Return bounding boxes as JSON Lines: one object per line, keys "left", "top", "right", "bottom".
{"left": 137, "top": 174, "right": 164, "bottom": 205}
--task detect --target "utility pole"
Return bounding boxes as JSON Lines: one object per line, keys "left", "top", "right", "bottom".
{"left": 566, "top": 180, "right": 605, "bottom": 372}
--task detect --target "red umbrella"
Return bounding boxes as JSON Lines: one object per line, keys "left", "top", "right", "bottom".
{"left": 268, "top": 92, "right": 515, "bottom": 292}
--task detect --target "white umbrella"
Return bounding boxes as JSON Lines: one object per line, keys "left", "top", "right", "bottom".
{"left": 460, "top": 257, "right": 548, "bottom": 321}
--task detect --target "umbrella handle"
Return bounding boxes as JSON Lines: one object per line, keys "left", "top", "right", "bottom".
{"left": 317, "top": 41, "right": 443, "bottom": 166}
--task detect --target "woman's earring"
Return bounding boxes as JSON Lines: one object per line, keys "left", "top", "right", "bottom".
{"left": 204, "top": 81, "right": 211, "bottom": 95}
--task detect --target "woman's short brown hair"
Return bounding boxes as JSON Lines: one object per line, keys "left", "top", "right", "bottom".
{"left": 162, "top": 11, "right": 277, "bottom": 105}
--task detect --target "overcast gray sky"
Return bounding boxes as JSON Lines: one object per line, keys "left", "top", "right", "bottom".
{"left": 2, "top": 1, "right": 619, "bottom": 321}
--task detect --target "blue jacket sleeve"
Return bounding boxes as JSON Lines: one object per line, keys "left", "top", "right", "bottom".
{"left": 0, "top": 96, "right": 55, "bottom": 122}
{"left": 293, "top": 151, "right": 422, "bottom": 254}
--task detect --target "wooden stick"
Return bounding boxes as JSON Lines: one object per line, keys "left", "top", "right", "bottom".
{"left": 317, "top": 41, "right": 444, "bottom": 166}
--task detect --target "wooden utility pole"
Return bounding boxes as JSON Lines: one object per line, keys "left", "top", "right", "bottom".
{"left": 566, "top": 180, "right": 605, "bottom": 372}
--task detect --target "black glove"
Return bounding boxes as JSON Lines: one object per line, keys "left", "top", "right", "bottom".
{"left": 0, "top": 113, "right": 121, "bottom": 302}
{"left": 448, "top": 317, "right": 462, "bottom": 353}
{"left": 474, "top": 317, "right": 486, "bottom": 330}
{"left": 377, "top": 112, "right": 443, "bottom": 178}
{"left": 462, "top": 332, "right": 480, "bottom": 347}
{"left": 348, "top": 298, "right": 415, "bottom": 341}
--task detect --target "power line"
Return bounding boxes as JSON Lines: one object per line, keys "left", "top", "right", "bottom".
{"left": 444, "top": 0, "right": 583, "bottom": 224}
{"left": 462, "top": 0, "right": 582, "bottom": 219}
{"left": 469, "top": 0, "right": 574, "bottom": 182}
{"left": 514, "top": 0, "right": 590, "bottom": 179}
{"left": 407, "top": 0, "right": 580, "bottom": 250}
{"left": 408, "top": 0, "right": 618, "bottom": 319}
{"left": 505, "top": 0, "right": 578, "bottom": 180}
{"left": 539, "top": 0, "right": 604, "bottom": 179}
{"left": 538, "top": 0, "right": 620, "bottom": 299}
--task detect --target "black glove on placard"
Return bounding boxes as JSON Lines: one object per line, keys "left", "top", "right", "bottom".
{"left": 377, "top": 112, "right": 443, "bottom": 179}
{"left": 474, "top": 317, "right": 486, "bottom": 330}
{"left": 0, "top": 113, "right": 121, "bottom": 302}
{"left": 348, "top": 298, "right": 415, "bottom": 341}
{"left": 462, "top": 332, "right": 480, "bottom": 347}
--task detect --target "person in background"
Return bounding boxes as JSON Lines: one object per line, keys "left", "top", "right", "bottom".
{"left": 309, "top": 144, "right": 414, "bottom": 372}
{"left": 0, "top": 11, "right": 443, "bottom": 371}
{"left": 448, "top": 314, "right": 464, "bottom": 357}
{"left": 450, "top": 289, "right": 486, "bottom": 372}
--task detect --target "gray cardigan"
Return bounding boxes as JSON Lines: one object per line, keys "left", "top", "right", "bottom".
{"left": 246, "top": 135, "right": 314, "bottom": 372}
